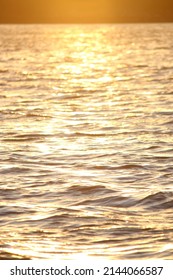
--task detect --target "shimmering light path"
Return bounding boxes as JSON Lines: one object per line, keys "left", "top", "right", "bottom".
{"left": 0, "top": 24, "right": 173, "bottom": 259}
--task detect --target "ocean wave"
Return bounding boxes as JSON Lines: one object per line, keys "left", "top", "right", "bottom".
{"left": 0, "top": 251, "right": 31, "bottom": 260}
{"left": 137, "top": 192, "right": 173, "bottom": 210}
{"left": 1, "top": 23, "right": 173, "bottom": 260}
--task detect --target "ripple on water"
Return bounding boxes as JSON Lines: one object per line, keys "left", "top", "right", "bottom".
{"left": 1, "top": 23, "right": 173, "bottom": 260}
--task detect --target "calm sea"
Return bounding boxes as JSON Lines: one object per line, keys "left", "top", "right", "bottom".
{"left": 0, "top": 24, "right": 173, "bottom": 260}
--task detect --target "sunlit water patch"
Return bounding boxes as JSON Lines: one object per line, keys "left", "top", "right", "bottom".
{"left": 0, "top": 23, "right": 173, "bottom": 260}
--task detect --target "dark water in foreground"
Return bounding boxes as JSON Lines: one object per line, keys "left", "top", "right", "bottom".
{"left": 0, "top": 24, "right": 173, "bottom": 259}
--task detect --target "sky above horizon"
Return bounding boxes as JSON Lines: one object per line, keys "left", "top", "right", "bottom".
{"left": 1, "top": 0, "right": 173, "bottom": 23}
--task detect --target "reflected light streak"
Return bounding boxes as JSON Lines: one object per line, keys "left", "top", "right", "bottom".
{"left": 36, "top": 143, "right": 51, "bottom": 155}
{"left": 159, "top": 244, "right": 173, "bottom": 252}
{"left": 2, "top": 24, "right": 172, "bottom": 261}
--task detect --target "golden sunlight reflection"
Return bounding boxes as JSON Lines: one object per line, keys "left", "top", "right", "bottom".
{"left": 159, "top": 244, "right": 173, "bottom": 252}
{"left": 1, "top": 24, "right": 173, "bottom": 260}
{"left": 36, "top": 143, "right": 51, "bottom": 155}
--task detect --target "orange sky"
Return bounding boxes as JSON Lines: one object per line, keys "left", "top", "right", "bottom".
{"left": 58, "top": 0, "right": 113, "bottom": 22}
{"left": 0, "top": 0, "right": 173, "bottom": 23}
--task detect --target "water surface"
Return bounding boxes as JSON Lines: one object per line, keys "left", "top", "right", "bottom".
{"left": 0, "top": 23, "right": 173, "bottom": 259}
